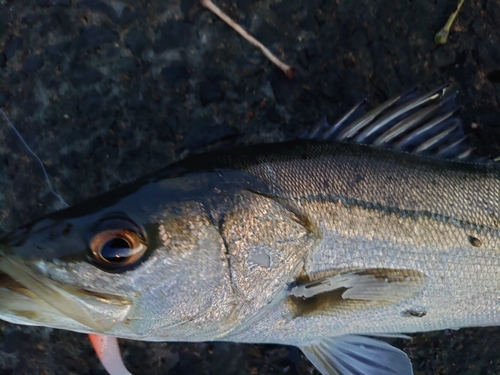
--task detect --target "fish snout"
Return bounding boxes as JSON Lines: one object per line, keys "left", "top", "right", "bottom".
{"left": 0, "top": 223, "right": 134, "bottom": 334}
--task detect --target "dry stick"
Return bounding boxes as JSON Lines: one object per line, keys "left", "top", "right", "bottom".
{"left": 434, "top": 0, "right": 466, "bottom": 44}
{"left": 200, "top": 0, "right": 295, "bottom": 78}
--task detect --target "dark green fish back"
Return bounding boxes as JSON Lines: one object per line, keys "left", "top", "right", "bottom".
{"left": 174, "top": 140, "right": 500, "bottom": 236}
{"left": 244, "top": 141, "right": 500, "bottom": 235}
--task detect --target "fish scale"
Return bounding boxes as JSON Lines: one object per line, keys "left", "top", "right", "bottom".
{"left": 238, "top": 142, "right": 500, "bottom": 231}
{"left": 221, "top": 164, "right": 500, "bottom": 343}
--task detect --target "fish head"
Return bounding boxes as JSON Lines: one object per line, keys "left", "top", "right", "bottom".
{"left": 0, "top": 171, "right": 236, "bottom": 341}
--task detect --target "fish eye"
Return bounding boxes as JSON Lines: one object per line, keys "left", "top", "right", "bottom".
{"left": 88, "top": 218, "right": 148, "bottom": 273}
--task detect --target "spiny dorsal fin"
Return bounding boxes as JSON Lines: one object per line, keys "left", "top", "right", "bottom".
{"left": 303, "top": 85, "right": 495, "bottom": 163}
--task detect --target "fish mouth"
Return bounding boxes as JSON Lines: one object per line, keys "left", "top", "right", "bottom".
{"left": 0, "top": 248, "right": 132, "bottom": 333}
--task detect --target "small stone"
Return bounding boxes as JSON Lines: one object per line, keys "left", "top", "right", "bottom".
{"left": 235, "top": 0, "right": 254, "bottom": 12}
{"left": 23, "top": 54, "right": 44, "bottom": 72}
{"left": 153, "top": 20, "right": 195, "bottom": 53}
{"left": 21, "top": 13, "right": 43, "bottom": 27}
{"left": 255, "top": 22, "right": 281, "bottom": 46}
{"left": 45, "top": 41, "right": 70, "bottom": 57}
{"left": 199, "top": 81, "right": 223, "bottom": 106}
{"left": 180, "top": 0, "right": 198, "bottom": 17}
{"left": 78, "top": 0, "right": 118, "bottom": 21}
{"left": 83, "top": 26, "right": 119, "bottom": 49}
{"left": 161, "top": 62, "right": 190, "bottom": 83}
{"left": 4, "top": 36, "right": 22, "bottom": 60}
{"left": 70, "top": 65, "right": 103, "bottom": 86}
{"left": 266, "top": 106, "right": 282, "bottom": 123}
{"left": 432, "top": 48, "right": 456, "bottom": 68}
{"left": 0, "top": 349, "right": 20, "bottom": 370}
{"left": 120, "top": 7, "right": 135, "bottom": 25}
{"left": 0, "top": 14, "right": 8, "bottom": 37}
{"left": 117, "top": 57, "right": 137, "bottom": 73}
{"left": 269, "top": 69, "right": 300, "bottom": 104}
{"left": 44, "top": 42, "right": 71, "bottom": 65}
{"left": 270, "top": 0, "right": 303, "bottom": 18}
{"left": 78, "top": 97, "right": 104, "bottom": 118}
{"left": 125, "top": 29, "right": 150, "bottom": 56}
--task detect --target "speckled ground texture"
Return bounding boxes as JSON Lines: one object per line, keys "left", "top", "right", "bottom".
{"left": 0, "top": 0, "right": 499, "bottom": 374}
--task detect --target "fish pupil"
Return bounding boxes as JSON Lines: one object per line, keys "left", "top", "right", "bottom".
{"left": 101, "top": 238, "right": 132, "bottom": 262}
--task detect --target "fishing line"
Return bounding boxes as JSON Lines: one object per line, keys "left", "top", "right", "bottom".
{"left": 0, "top": 108, "right": 69, "bottom": 208}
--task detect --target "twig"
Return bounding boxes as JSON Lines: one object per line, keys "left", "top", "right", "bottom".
{"left": 434, "top": 0, "right": 466, "bottom": 44}
{"left": 200, "top": 0, "right": 295, "bottom": 78}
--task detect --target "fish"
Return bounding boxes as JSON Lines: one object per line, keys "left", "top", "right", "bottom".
{"left": 0, "top": 84, "right": 498, "bottom": 375}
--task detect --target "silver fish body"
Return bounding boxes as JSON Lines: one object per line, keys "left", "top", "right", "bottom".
{"left": 216, "top": 141, "right": 500, "bottom": 344}
{"left": 0, "top": 87, "right": 498, "bottom": 375}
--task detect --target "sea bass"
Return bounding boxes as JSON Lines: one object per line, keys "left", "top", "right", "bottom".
{"left": 0, "top": 85, "right": 498, "bottom": 375}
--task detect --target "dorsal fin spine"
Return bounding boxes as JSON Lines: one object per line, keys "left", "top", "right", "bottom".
{"left": 302, "top": 84, "right": 495, "bottom": 163}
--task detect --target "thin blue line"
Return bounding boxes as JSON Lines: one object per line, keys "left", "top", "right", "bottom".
{"left": 0, "top": 108, "right": 69, "bottom": 208}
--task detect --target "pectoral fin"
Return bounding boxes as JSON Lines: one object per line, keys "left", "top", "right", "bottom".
{"left": 300, "top": 335, "right": 413, "bottom": 375}
{"left": 289, "top": 269, "right": 428, "bottom": 317}
{"left": 290, "top": 269, "right": 428, "bottom": 301}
